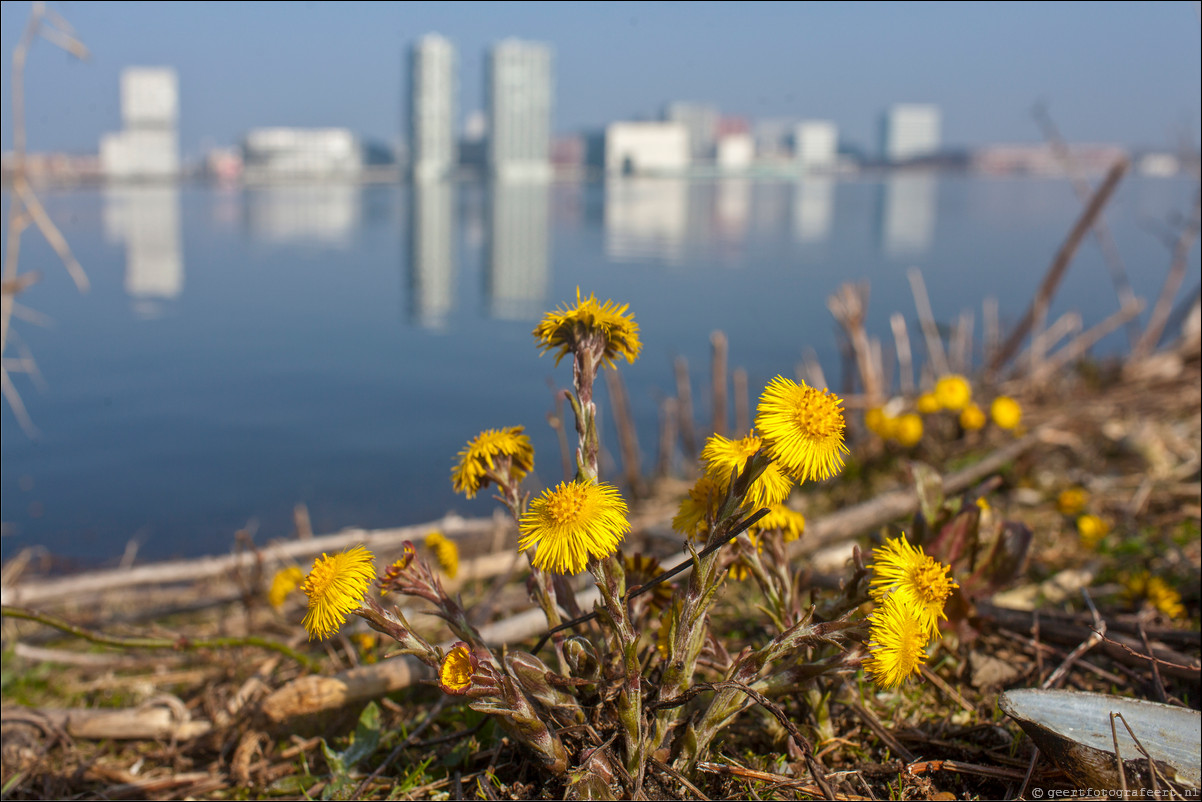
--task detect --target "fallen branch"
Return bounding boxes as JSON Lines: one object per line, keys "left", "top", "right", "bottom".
{"left": 4, "top": 702, "right": 211, "bottom": 740}
{"left": 1, "top": 513, "right": 505, "bottom": 608}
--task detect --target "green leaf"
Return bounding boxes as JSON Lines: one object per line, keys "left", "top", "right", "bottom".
{"left": 340, "top": 701, "right": 382, "bottom": 768}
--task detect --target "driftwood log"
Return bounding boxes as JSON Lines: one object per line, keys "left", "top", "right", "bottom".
{"left": 1, "top": 513, "right": 509, "bottom": 608}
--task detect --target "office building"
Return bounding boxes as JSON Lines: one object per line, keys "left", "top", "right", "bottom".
{"left": 486, "top": 39, "right": 553, "bottom": 181}
{"left": 100, "top": 67, "right": 179, "bottom": 180}
{"left": 242, "top": 128, "right": 362, "bottom": 182}
{"left": 407, "top": 34, "right": 457, "bottom": 181}
{"left": 880, "top": 104, "right": 941, "bottom": 163}
{"left": 605, "top": 122, "right": 689, "bottom": 175}
{"left": 794, "top": 120, "right": 838, "bottom": 172}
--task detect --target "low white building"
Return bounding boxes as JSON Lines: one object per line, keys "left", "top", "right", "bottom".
{"left": 716, "top": 133, "right": 754, "bottom": 172}
{"left": 101, "top": 128, "right": 179, "bottom": 180}
{"left": 794, "top": 120, "right": 838, "bottom": 173}
{"left": 604, "top": 122, "right": 689, "bottom": 175}
{"left": 243, "top": 128, "right": 362, "bottom": 182}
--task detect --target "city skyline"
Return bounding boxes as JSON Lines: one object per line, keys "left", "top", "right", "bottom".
{"left": 2, "top": 2, "right": 1199, "bottom": 160}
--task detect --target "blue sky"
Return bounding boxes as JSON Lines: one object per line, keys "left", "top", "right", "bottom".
{"left": 2, "top": 1, "right": 1199, "bottom": 158}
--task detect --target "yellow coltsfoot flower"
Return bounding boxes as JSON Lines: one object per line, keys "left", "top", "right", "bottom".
{"left": 451, "top": 426, "right": 535, "bottom": 499}
{"left": 701, "top": 432, "right": 794, "bottom": 509}
{"left": 301, "top": 546, "right": 376, "bottom": 640}
{"left": 754, "top": 376, "right": 848, "bottom": 484}
{"left": 959, "top": 403, "right": 987, "bottom": 431}
{"left": 870, "top": 534, "right": 958, "bottom": 639}
{"left": 267, "top": 565, "right": 305, "bottom": 609}
{"left": 424, "top": 531, "right": 460, "bottom": 579}
{"left": 671, "top": 473, "right": 725, "bottom": 540}
{"left": 533, "top": 288, "right": 641, "bottom": 368}
{"left": 864, "top": 592, "right": 931, "bottom": 688}
{"left": 916, "top": 391, "right": 941, "bottom": 415}
{"left": 893, "top": 413, "right": 924, "bottom": 448}
{"left": 1076, "top": 514, "right": 1110, "bottom": 550}
{"left": 934, "top": 374, "right": 972, "bottom": 412}
{"left": 747, "top": 503, "right": 806, "bottom": 543}
{"left": 990, "top": 396, "right": 1022, "bottom": 431}
{"left": 439, "top": 642, "right": 478, "bottom": 695}
{"left": 1057, "top": 487, "right": 1088, "bottom": 516}
{"left": 519, "top": 480, "right": 630, "bottom": 574}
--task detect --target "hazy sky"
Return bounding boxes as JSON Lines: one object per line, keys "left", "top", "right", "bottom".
{"left": 2, "top": 1, "right": 1199, "bottom": 158}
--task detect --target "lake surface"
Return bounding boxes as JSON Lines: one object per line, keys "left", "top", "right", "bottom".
{"left": 1, "top": 174, "right": 1197, "bottom": 566}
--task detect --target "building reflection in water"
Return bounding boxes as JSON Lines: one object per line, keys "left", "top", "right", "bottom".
{"left": 407, "top": 179, "right": 456, "bottom": 329}
{"left": 604, "top": 177, "right": 688, "bottom": 265}
{"left": 103, "top": 185, "right": 183, "bottom": 319}
{"left": 793, "top": 178, "right": 834, "bottom": 243}
{"left": 714, "top": 178, "right": 750, "bottom": 246}
{"left": 244, "top": 184, "right": 361, "bottom": 247}
{"left": 486, "top": 180, "right": 550, "bottom": 320}
{"left": 879, "top": 172, "right": 937, "bottom": 257}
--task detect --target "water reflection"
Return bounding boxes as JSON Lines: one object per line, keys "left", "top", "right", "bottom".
{"left": 879, "top": 173, "right": 937, "bottom": 257}
{"left": 486, "top": 180, "right": 550, "bottom": 320}
{"left": 793, "top": 178, "right": 834, "bottom": 243}
{"left": 103, "top": 185, "right": 183, "bottom": 318}
{"left": 407, "top": 180, "right": 456, "bottom": 329}
{"left": 715, "top": 178, "right": 751, "bottom": 245}
{"left": 244, "top": 184, "right": 362, "bottom": 246}
{"left": 604, "top": 177, "right": 688, "bottom": 264}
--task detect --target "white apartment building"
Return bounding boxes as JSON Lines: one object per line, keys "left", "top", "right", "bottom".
{"left": 487, "top": 39, "right": 553, "bottom": 181}
{"left": 408, "top": 34, "right": 457, "bottom": 181}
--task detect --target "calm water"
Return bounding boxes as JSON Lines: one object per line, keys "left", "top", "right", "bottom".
{"left": 1, "top": 174, "right": 1196, "bottom": 566}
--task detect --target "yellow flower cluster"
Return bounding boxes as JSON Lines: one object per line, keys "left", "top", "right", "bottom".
{"left": 865, "top": 534, "right": 958, "bottom": 688}
{"left": 866, "top": 407, "right": 923, "bottom": 448}
{"left": 532, "top": 287, "right": 641, "bottom": 368}
{"left": 425, "top": 531, "right": 460, "bottom": 579}
{"left": 701, "top": 432, "right": 794, "bottom": 509}
{"left": 673, "top": 378, "right": 845, "bottom": 546}
{"left": 1125, "top": 572, "right": 1186, "bottom": 620}
{"left": 911, "top": 375, "right": 1022, "bottom": 437}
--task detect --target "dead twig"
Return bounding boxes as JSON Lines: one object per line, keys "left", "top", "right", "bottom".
{"left": 989, "top": 157, "right": 1128, "bottom": 374}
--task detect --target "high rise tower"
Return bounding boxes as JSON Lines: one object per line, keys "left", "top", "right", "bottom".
{"left": 880, "top": 104, "right": 941, "bottom": 164}
{"left": 407, "top": 34, "right": 458, "bottom": 181}
{"left": 486, "top": 39, "right": 553, "bottom": 181}
{"left": 100, "top": 67, "right": 179, "bottom": 180}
